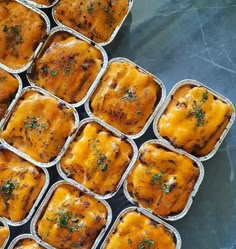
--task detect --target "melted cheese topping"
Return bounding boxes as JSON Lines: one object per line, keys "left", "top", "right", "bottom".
{"left": 0, "top": 0, "right": 47, "bottom": 70}
{"left": 0, "top": 149, "right": 46, "bottom": 222}
{"left": 53, "top": 0, "right": 129, "bottom": 43}
{"left": 14, "top": 238, "right": 44, "bottom": 249}
{"left": 37, "top": 184, "right": 107, "bottom": 249}
{"left": 0, "top": 68, "right": 19, "bottom": 120}
{"left": 30, "top": 35, "right": 103, "bottom": 104}
{"left": 157, "top": 85, "right": 234, "bottom": 157}
{"left": 1, "top": 90, "right": 75, "bottom": 163}
{"left": 127, "top": 143, "right": 199, "bottom": 217}
{"left": 61, "top": 122, "right": 133, "bottom": 195}
{"left": 104, "top": 211, "right": 176, "bottom": 249}
{"left": 90, "top": 61, "right": 160, "bottom": 135}
{"left": 0, "top": 225, "right": 9, "bottom": 248}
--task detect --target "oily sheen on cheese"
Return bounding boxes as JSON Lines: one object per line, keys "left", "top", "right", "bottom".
{"left": 90, "top": 61, "right": 161, "bottom": 135}
{"left": 30, "top": 34, "right": 103, "bottom": 104}
{"left": 1, "top": 90, "right": 75, "bottom": 163}
{"left": 0, "top": 68, "right": 19, "bottom": 121}
{"left": 53, "top": 0, "right": 129, "bottom": 43}
{"left": 0, "top": 0, "right": 47, "bottom": 70}
{"left": 0, "top": 224, "right": 9, "bottom": 248}
{"left": 0, "top": 149, "right": 46, "bottom": 222}
{"left": 127, "top": 143, "right": 199, "bottom": 217}
{"left": 13, "top": 238, "right": 45, "bottom": 249}
{"left": 104, "top": 211, "right": 176, "bottom": 249}
{"left": 61, "top": 122, "right": 133, "bottom": 195}
{"left": 157, "top": 85, "right": 234, "bottom": 157}
{"left": 36, "top": 184, "right": 107, "bottom": 249}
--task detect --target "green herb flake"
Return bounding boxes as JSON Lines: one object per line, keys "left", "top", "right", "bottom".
{"left": 192, "top": 100, "right": 205, "bottom": 127}
{"left": 41, "top": 123, "right": 47, "bottom": 129}
{"left": 162, "top": 184, "right": 171, "bottom": 193}
{"left": 24, "top": 116, "right": 40, "bottom": 130}
{"left": 138, "top": 239, "right": 155, "bottom": 249}
{"left": 3, "top": 25, "right": 8, "bottom": 33}
{"left": 0, "top": 179, "right": 17, "bottom": 196}
{"left": 122, "top": 89, "right": 137, "bottom": 101}
{"left": 101, "top": 164, "right": 108, "bottom": 172}
{"left": 150, "top": 173, "right": 163, "bottom": 186}
{"left": 50, "top": 69, "right": 58, "bottom": 76}
{"left": 136, "top": 111, "right": 142, "bottom": 115}
{"left": 128, "top": 238, "right": 132, "bottom": 244}
{"left": 201, "top": 91, "right": 208, "bottom": 103}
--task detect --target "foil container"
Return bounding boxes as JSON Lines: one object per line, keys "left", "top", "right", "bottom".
{"left": 30, "top": 180, "right": 112, "bottom": 249}
{"left": 100, "top": 206, "right": 182, "bottom": 249}
{"left": 27, "top": 26, "right": 108, "bottom": 108}
{"left": 0, "top": 0, "right": 50, "bottom": 74}
{"left": 0, "top": 73, "right": 22, "bottom": 130}
{"left": 0, "top": 86, "right": 80, "bottom": 168}
{"left": 52, "top": 0, "right": 133, "bottom": 46}
{"left": 0, "top": 145, "right": 50, "bottom": 226}
{"left": 57, "top": 117, "right": 138, "bottom": 199}
{"left": 23, "top": 0, "right": 59, "bottom": 9}
{"left": 153, "top": 79, "right": 235, "bottom": 161}
{"left": 7, "top": 234, "right": 46, "bottom": 249}
{"left": 0, "top": 217, "right": 10, "bottom": 249}
{"left": 123, "top": 139, "right": 204, "bottom": 221}
{"left": 85, "top": 57, "right": 166, "bottom": 140}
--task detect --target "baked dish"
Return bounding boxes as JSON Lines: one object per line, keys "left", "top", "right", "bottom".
{"left": 157, "top": 84, "right": 234, "bottom": 157}
{"left": 0, "top": 148, "right": 46, "bottom": 222}
{"left": 29, "top": 32, "right": 104, "bottom": 104}
{"left": 0, "top": 68, "right": 19, "bottom": 121}
{"left": 60, "top": 121, "right": 133, "bottom": 196}
{"left": 0, "top": 221, "right": 9, "bottom": 248}
{"left": 127, "top": 142, "right": 200, "bottom": 217}
{"left": 104, "top": 210, "right": 176, "bottom": 249}
{"left": 13, "top": 238, "right": 45, "bottom": 249}
{"left": 90, "top": 60, "right": 161, "bottom": 135}
{"left": 0, "top": 0, "right": 47, "bottom": 70}
{"left": 1, "top": 89, "right": 76, "bottom": 163}
{"left": 53, "top": 0, "right": 130, "bottom": 44}
{"left": 36, "top": 183, "right": 108, "bottom": 249}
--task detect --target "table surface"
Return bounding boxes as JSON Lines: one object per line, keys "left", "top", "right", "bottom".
{"left": 6, "top": 0, "right": 236, "bottom": 249}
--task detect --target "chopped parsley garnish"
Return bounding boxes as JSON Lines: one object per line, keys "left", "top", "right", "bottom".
{"left": 93, "top": 139, "right": 110, "bottom": 172}
{"left": 0, "top": 179, "right": 17, "bottom": 196}
{"left": 3, "top": 25, "right": 23, "bottom": 45}
{"left": 122, "top": 89, "right": 137, "bottom": 101}
{"left": 192, "top": 100, "right": 205, "bottom": 127}
{"left": 138, "top": 239, "right": 155, "bottom": 249}
{"left": 24, "top": 116, "right": 40, "bottom": 130}
{"left": 136, "top": 111, "right": 142, "bottom": 115}
{"left": 150, "top": 173, "right": 163, "bottom": 185}
{"left": 101, "top": 164, "right": 108, "bottom": 172}
{"left": 50, "top": 69, "right": 58, "bottom": 76}
{"left": 201, "top": 91, "right": 208, "bottom": 103}
{"left": 162, "top": 184, "right": 171, "bottom": 193}
{"left": 128, "top": 238, "right": 132, "bottom": 244}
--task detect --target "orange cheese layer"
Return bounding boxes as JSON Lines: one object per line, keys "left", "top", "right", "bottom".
{"left": 30, "top": 35, "right": 103, "bottom": 104}
{"left": 0, "top": 225, "right": 9, "bottom": 247}
{"left": 157, "top": 85, "right": 234, "bottom": 156}
{"left": 0, "top": 149, "right": 45, "bottom": 222}
{"left": 53, "top": 0, "right": 129, "bottom": 43}
{"left": 90, "top": 61, "right": 160, "bottom": 135}
{"left": 14, "top": 238, "right": 45, "bottom": 249}
{"left": 127, "top": 143, "right": 199, "bottom": 217}
{"left": 0, "top": 0, "right": 47, "bottom": 69}
{"left": 104, "top": 211, "right": 176, "bottom": 249}
{"left": 0, "top": 68, "right": 19, "bottom": 120}
{"left": 1, "top": 90, "right": 75, "bottom": 163}
{"left": 61, "top": 122, "right": 133, "bottom": 195}
{"left": 37, "top": 184, "right": 107, "bottom": 249}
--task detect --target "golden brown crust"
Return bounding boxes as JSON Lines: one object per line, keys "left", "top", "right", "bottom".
{"left": 14, "top": 238, "right": 45, "bottom": 249}
{"left": 53, "top": 0, "right": 129, "bottom": 43}
{"left": 61, "top": 122, "right": 133, "bottom": 195}
{"left": 104, "top": 211, "right": 176, "bottom": 249}
{"left": 90, "top": 61, "right": 160, "bottom": 135}
{"left": 0, "top": 68, "right": 19, "bottom": 120}
{"left": 1, "top": 90, "right": 75, "bottom": 163}
{"left": 157, "top": 84, "right": 234, "bottom": 156}
{"left": 29, "top": 34, "right": 103, "bottom": 104}
{"left": 0, "top": 0, "right": 47, "bottom": 70}
{"left": 36, "top": 184, "right": 107, "bottom": 249}
{"left": 127, "top": 143, "right": 200, "bottom": 217}
{"left": 0, "top": 225, "right": 9, "bottom": 247}
{"left": 0, "top": 149, "right": 46, "bottom": 222}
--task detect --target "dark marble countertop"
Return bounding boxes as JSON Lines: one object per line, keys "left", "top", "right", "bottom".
{"left": 4, "top": 0, "right": 236, "bottom": 249}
